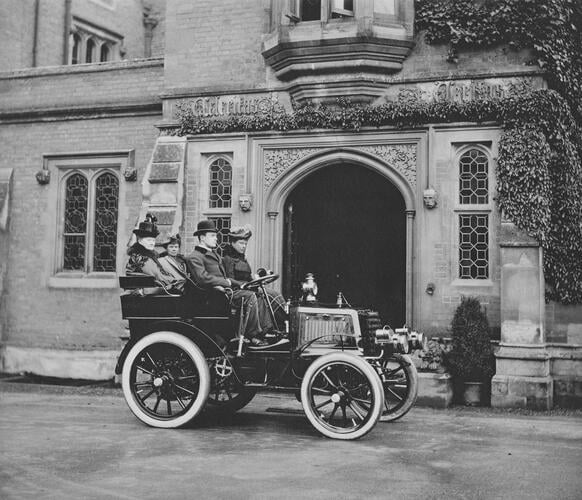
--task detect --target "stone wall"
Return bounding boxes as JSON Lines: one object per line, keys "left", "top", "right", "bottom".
{"left": 0, "top": 0, "right": 166, "bottom": 72}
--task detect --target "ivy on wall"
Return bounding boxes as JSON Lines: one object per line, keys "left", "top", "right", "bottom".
{"left": 415, "top": 0, "right": 582, "bottom": 303}
{"left": 415, "top": 0, "right": 582, "bottom": 122}
{"left": 174, "top": 1, "right": 582, "bottom": 304}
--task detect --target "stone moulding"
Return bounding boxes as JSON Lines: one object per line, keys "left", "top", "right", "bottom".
{"left": 263, "top": 144, "right": 417, "bottom": 191}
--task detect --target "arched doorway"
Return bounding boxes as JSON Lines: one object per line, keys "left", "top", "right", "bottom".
{"left": 283, "top": 163, "right": 406, "bottom": 326}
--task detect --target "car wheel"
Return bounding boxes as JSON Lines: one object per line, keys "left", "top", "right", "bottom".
{"left": 372, "top": 354, "right": 419, "bottom": 422}
{"left": 122, "top": 331, "right": 210, "bottom": 428}
{"left": 206, "top": 357, "right": 257, "bottom": 413}
{"left": 300, "top": 353, "right": 384, "bottom": 440}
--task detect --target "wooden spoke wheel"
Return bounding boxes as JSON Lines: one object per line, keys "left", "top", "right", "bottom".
{"left": 122, "top": 331, "right": 210, "bottom": 428}
{"left": 371, "top": 354, "right": 418, "bottom": 422}
{"left": 300, "top": 353, "right": 384, "bottom": 440}
{"left": 206, "top": 357, "right": 257, "bottom": 413}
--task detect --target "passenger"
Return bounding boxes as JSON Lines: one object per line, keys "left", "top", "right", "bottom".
{"left": 185, "top": 219, "right": 269, "bottom": 347}
{"left": 126, "top": 214, "right": 185, "bottom": 294}
{"left": 222, "top": 225, "right": 287, "bottom": 333}
{"left": 159, "top": 234, "right": 189, "bottom": 281}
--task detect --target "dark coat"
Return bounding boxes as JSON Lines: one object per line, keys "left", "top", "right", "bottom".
{"left": 222, "top": 244, "right": 252, "bottom": 282}
{"left": 126, "top": 243, "right": 185, "bottom": 295}
{"left": 186, "top": 245, "right": 243, "bottom": 289}
{"left": 126, "top": 243, "right": 175, "bottom": 285}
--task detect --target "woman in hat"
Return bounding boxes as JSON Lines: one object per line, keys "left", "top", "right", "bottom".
{"left": 158, "top": 233, "right": 189, "bottom": 281}
{"left": 222, "top": 225, "right": 287, "bottom": 333}
{"left": 126, "top": 214, "right": 184, "bottom": 294}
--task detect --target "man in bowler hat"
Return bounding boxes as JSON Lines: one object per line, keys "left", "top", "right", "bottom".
{"left": 186, "top": 220, "right": 267, "bottom": 347}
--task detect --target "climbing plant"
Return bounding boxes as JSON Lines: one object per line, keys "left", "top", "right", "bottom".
{"left": 173, "top": 1, "right": 582, "bottom": 304}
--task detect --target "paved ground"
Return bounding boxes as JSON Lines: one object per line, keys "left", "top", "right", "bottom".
{"left": 0, "top": 383, "right": 581, "bottom": 500}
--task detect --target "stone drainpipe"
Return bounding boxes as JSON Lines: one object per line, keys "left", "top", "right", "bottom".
{"left": 0, "top": 168, "right": 14, "bottom": 357}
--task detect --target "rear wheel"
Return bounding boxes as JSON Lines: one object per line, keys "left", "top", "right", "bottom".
{"left": 301, "top": 353, "right": 384, "bottom": 440}
{"left": 206, "top": 357, "right": 257, "bottom": 413}
{"left": 372, "top": 354, "right": 418, "bottom": 422}
{"left": 121, "top": 331, "right": 210, "bottom": 428}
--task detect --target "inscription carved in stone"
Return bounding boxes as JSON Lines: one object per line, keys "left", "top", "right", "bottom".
{"left": 263, "top": 144, "right": 417, "bottom": 190}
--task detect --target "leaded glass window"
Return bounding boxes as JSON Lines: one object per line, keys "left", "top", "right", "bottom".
{"left": 459, "top": 214, "right": 489, "bottom": 279}
{"left": 63, "top": 174, "right": 88, "bottom": 270}
{"left": 209, "top": 216, "right": 231, "bottom": 255}
{"left": 93, "top": 173, "right": 119, "bottom": 272}
{"left": 459, "top": 149, "right": 488, "bottom": 204}
{"left": 61, "top": 170, "right": 119, "bottom": 273}
{"left": 209, "top": 158, "right": 232, "bottom": 208}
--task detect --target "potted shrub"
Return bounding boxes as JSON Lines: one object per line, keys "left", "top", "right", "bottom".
{"left": 446, "top": 297, "right": 495, "bottom": 406}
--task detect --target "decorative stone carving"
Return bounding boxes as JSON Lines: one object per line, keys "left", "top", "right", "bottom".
{"left": 239, "top": 193, "right": 253, "bottom": 212}
{"left": 123, "top": 165, "right": 137, "bottom": 182}
{"left": 263, "top": 144, "right": 417, "bottom": 191}
{"left": 263, "top": 148, "right": 321, "bottom": 189}
{"left": 35, "top": 169, "right": 50, "bottom": 185}
{"left": 423, "top": 188, "right": 438, "bottom": 209}
{"left": 359, "top": 144, "right": 417, "bottom": 190}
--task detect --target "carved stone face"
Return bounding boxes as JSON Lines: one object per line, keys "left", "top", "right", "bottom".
{"left": 423, "top": 188, "right": 438, "bottom": 209}
{"left": 239, "top": 194, "right": 253, "bottom": 212}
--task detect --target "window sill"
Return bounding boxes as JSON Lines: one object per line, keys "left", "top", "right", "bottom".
{"left": 48, "top": 273, "right": 118, "bottom": 289}
{"left": 451, "top": 278, "right": 494, "bottom": 288}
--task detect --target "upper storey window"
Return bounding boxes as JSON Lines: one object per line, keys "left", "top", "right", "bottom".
{"left": 287, "top": 0, "right": 354, "bottom": 22}
{"left": 264, "top": 0, "right": 414, "bottom": 105}
{"left": 69, "top": 18, "right": 123, "bottom": 65}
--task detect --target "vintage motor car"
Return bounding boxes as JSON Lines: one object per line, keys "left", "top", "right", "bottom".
{"left": 116, "top": 272, "right": 424, "bottom": 440}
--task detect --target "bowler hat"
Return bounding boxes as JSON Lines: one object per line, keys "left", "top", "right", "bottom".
{"left": 133, "top": 213, "right": 159, "bottom": 238}
{"left": 193, "top": 219, "right": 218, "bottom": 236}
{"left": 162, "top": 233, "right": 182, "bottom": 248}
{"left": 228, "top": 225, "right": 252, "bottom": 240}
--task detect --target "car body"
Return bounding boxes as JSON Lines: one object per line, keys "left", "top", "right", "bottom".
{"left": 116, "top": 274, "right": 422, "bottom": 440}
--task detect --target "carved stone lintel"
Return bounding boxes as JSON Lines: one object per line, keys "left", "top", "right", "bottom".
{"left": 35, "top": 169, "right": 50, "bottom": 185}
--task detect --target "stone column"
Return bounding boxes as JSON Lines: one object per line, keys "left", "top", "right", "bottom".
{"left": 491, "top": 222, "right": 553, "bottom": 409}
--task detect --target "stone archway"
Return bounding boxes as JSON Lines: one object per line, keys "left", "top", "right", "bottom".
{"left": 262, "top": 147, "right": 416, "bottom": 324}
{"left": 284, "top": 163, "right": 407, "bottom": 325}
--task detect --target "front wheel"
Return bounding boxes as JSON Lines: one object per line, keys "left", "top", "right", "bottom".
{"left": 301, "top": 353, "right": 384, "bottom": 440}
{"left": 372, "top": 354, "right": 418, "bottom": 422}
{"left": 121, "top": 331, "right": 211, "bottom": 428}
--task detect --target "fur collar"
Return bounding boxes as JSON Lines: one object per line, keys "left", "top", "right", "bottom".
{"left": 127, "top": 242, "right": 159, "bottom": 259}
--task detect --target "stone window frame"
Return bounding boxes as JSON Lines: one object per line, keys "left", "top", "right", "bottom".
{"left": 202, "top": 153, "right": 235, "bottom": 257}
{"left": 286, "top": 0, "right": 353, "bottom": 22}
{"left": 207, "top": 155, "right": 233, "bottom": 210}
{"left": 69, "top": 17, "right": 123, "bottom": 65}
{"left": 453, "top": 144, "right": 494, "bottom": 282}
{"left": 45, "top": 151, "right": 130, "bottom": 289}
{"left": 285, "top": 0, "right": 400, "bottom": 23}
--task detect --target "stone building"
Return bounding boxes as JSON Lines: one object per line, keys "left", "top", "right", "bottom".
{"left": 0, "top": 0, "right": 580, "bottom": 409}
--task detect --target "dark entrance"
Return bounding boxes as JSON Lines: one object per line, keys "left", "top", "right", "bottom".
{"left": 283, "top": 163, "right": 406, "bottom": 326}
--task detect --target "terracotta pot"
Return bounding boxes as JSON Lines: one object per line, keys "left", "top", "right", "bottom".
{"left": 463, "top": 381, "right": 483, "bottom": 406}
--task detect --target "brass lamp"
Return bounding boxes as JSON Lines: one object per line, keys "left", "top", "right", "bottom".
{"left": 301, "top": 273, "right": 318, "bottom": 303}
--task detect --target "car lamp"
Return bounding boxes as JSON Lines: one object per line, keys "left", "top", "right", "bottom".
{"left": 301, "top": 273, "right": 318, "bottom": 303}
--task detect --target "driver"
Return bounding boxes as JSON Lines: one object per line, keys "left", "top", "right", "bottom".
{"left": 222, "top": 225, "right": 287, "bottom": 334}
{"left": 186, "top": 220, "right": 268, "bottom": 347}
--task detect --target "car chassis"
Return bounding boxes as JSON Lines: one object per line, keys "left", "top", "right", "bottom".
{"left": 116, "top": 273, "right": 423, "bottom": 440}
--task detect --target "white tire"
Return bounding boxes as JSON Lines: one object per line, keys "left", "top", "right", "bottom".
{"left": 122, "top": 331, "right": 210, "bottom": 428}
{"left": 373, "top": 354, "right": 419, "bottom": 422}
{"left": 301, "top": 353, "right": 384, "bottom": 440}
